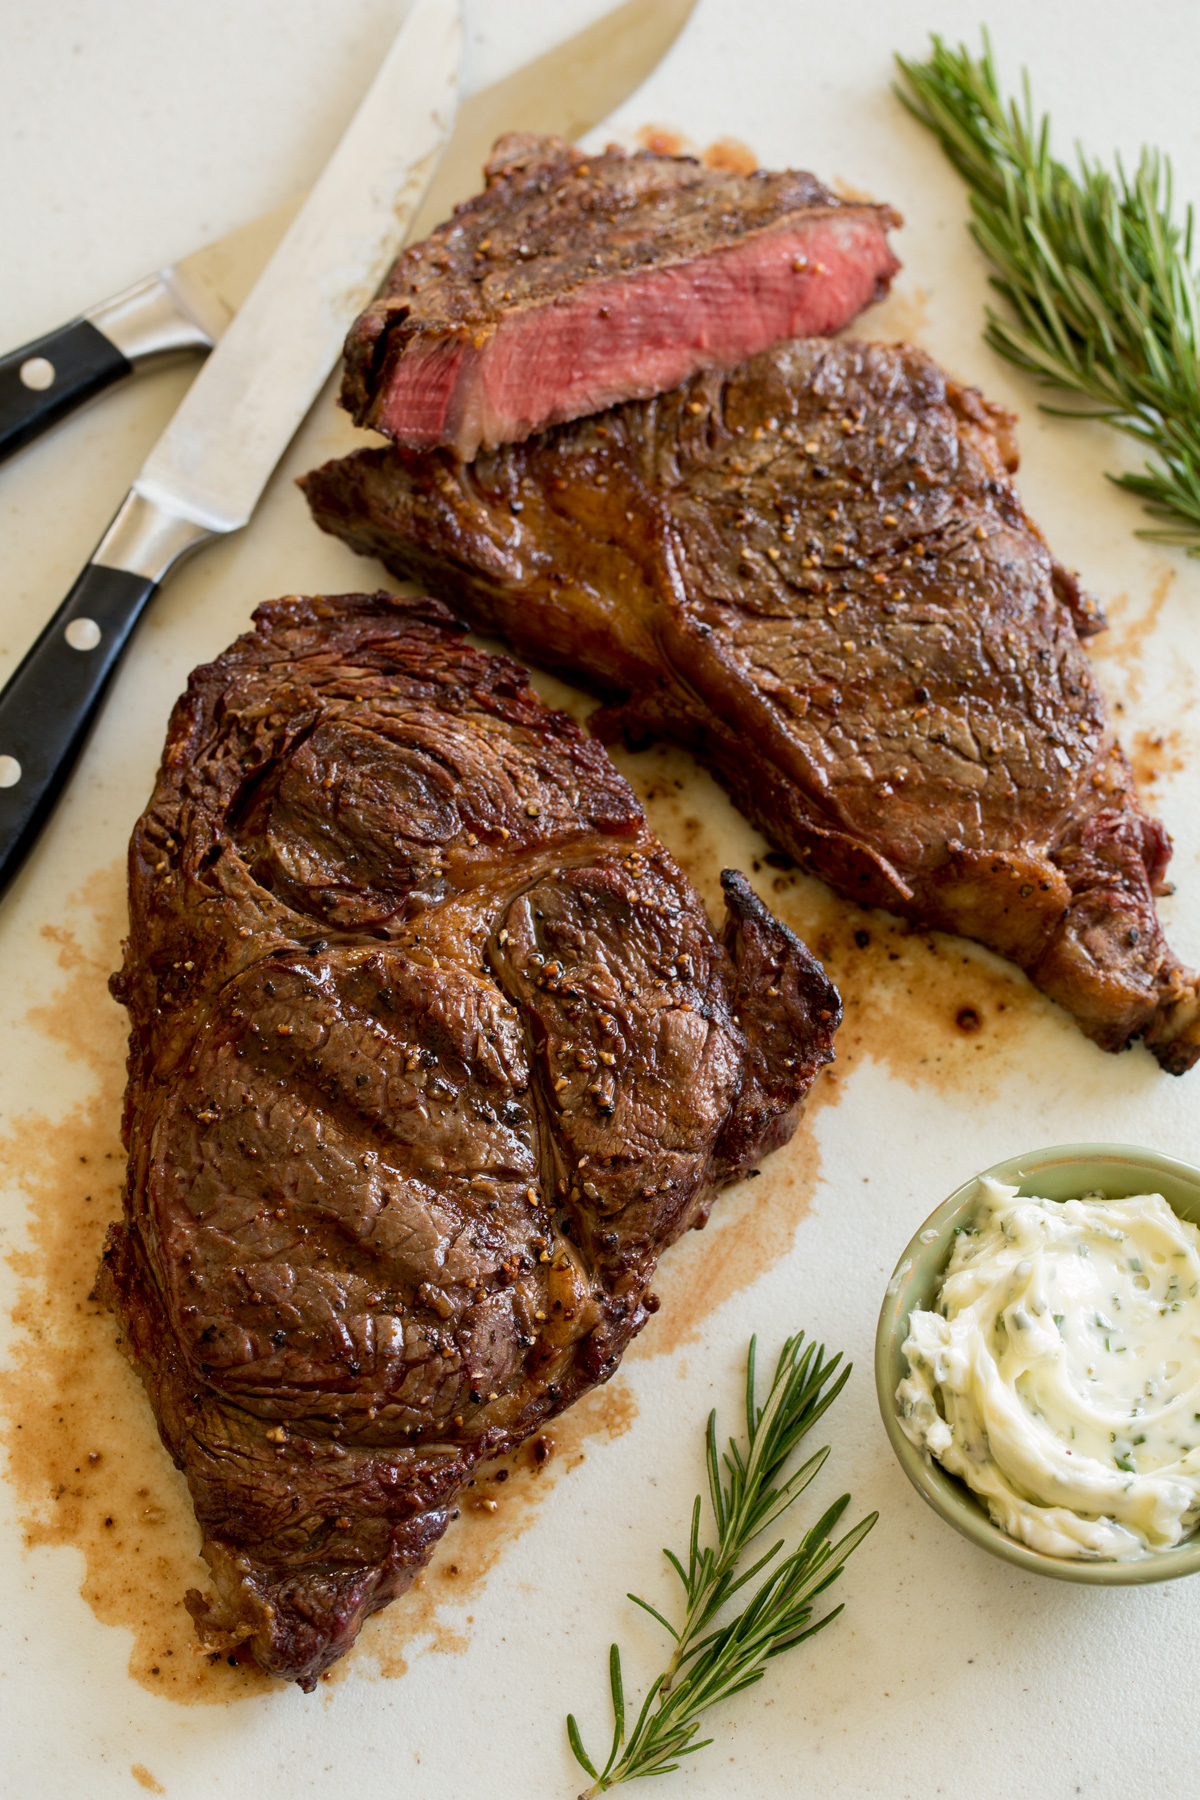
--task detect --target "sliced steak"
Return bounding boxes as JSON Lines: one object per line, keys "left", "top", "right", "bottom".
{"left": 342, "top": 132, "right": 899, "bottom": 458}
{"left": 97, "top": 592, "right": 839, "bottom": 1690}
{"left": 303, "top": 340, "right": 1200, "bottom": 1073}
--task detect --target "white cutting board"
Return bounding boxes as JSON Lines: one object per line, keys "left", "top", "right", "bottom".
{"left": 2, "top": 3, "right": 1199, "bottom": 1797}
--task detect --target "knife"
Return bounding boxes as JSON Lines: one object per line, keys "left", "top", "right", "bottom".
{"left": 0, "top": 0, "right": 462, "bottom": 896}
{"left": 0, "top": 0, "right": 697, "bottom": 466}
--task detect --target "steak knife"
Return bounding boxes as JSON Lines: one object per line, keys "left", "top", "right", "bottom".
{"left": 0, "top": 0, "right": 463, "bottom": 896}
{"left": 0, "top": 0, "right": 698, "bottom": 465}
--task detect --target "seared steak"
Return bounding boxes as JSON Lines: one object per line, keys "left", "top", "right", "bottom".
{"left": 303, "top": 339, "right": 1200, "bottom": 1072}
{"left": 97, "top": 592, "right": 839, "bottom": 1689}
{"left": 342, "top": 133, "right": 899, "bottom": 458}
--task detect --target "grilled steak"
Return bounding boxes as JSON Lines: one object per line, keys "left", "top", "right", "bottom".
{"left": 97, "top": 592, "right": 840, "bottom": 1690}
{"left": 342, "top": 133, "right": 899, "bottom": 458}
{"left": 303, "top": 339, "right": 1200, "bottom": 1072}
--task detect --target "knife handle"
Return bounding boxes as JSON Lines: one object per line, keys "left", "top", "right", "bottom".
{"left": 0, "top": 321, "right": 131, "bottom": 464}
{"left": 0, "top": 272, "right": 220, "bottom": 466}
{"left": 0, "top": 561, "right": 155, "bottom": 887}
{"left": 0, "top": 492, "right": 212, "bottom": 896}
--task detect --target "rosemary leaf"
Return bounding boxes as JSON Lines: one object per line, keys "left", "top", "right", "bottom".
{"left": 894, "top": 32, "right": 1200, "bottom": 552}
{"left": 566, "top": 1332, "right": 874, "bottom": 1796}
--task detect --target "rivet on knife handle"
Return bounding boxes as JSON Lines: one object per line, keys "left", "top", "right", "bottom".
{"left": 0, "top": 321, "right": 132, "bottom": 464}
{"left": 0, "top": 274, "right": 222, "bottom": 467}
{"left": 0, "top": 493, "right": 210, "bottom": 895}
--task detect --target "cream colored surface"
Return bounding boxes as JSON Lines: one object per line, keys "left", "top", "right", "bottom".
{"left": 2, "top": 4, "right": 1200, "bottom": 1797}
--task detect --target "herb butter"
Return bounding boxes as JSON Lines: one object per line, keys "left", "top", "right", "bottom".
{"left": 897, "top": 1180, "right": 1200, "bottom": 1560}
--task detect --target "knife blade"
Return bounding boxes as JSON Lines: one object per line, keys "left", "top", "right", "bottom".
{"left": 0, "top": 0, "right": 697, "bottom": 464}
{"left": 0, "top": 0, "right": 462, "bottom": 895}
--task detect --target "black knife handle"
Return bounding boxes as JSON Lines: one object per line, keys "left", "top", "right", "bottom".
{"left": 0, "top": 562, "right": 157, "bottom": 893}
{"left": 0, "top": 321, "right": 131, "bottom": 464}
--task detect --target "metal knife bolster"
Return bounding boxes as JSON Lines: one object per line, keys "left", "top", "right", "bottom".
{"left": 0, "top": 275, "right": 221, "bottom": 468}
{"left": 94, "top": 489, "right": 214, "bottom": 580}
{"left": 86, "top": 270, "right": 224, "bottom": 366}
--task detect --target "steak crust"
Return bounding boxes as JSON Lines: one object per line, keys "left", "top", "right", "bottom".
{"left": 98, "top": 593, "right": 839, "bottom": 1689}
{"left": 302, "top": 340, "right": 1200, "bottom": 1072}
{"left": 342, "top": 133, "right": 899, "bottom": 458}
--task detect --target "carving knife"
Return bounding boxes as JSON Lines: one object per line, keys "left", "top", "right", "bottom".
{"left": 0, "top": 0, "right": 463, "bottom": 895}
{"left": 0, "top": 0, "right": 698, "bottom": 464}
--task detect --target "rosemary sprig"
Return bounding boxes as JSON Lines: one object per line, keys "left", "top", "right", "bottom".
{"left": 894, "top": 33, "right": 1200, "bottom": 552}
{"left": 566, "top": 1333, "right": 875, "bottom": 1796}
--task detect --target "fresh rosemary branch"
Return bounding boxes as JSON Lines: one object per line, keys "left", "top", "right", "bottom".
{"left": 894, "top": 33, "right": 1200, "bottom": 553}
{"left": 566, "top": 1333, "right": 875, "bottom": 1797}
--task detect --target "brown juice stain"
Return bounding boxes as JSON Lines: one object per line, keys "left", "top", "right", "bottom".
{"left": 636, "top": 123, "right": 693, "bottom": 158}
{"left": 702, "top": 138, "right": 759, "bottom": 176}
{"left": 351, "top": 1378, "right": 638, "bottom": 1682}
{"left": 634, "top": 127, "right": 759, "bottom": 176}
{"left": 830, "top": 177, "right": 878, "bottom": 204}
{"left": 772, "top": 877, "right": 1064, "bottom": 1099}
{"left": 637, "top": 1122, "right": 824, "bottom": 1362}
{"left": 633, "top": 872, "right": 1060, "bottom": 1358}
{"left": 1089, "top": 566, "right": 1173, "bottom": 703}
{"left": 1084, "top": 566, "right": 1196, "bottom": 808}
{"left": 1129, "top": 724, "right": 1188, "bottom": 792}
{"left": 0, "top": 866, "right": 642, "bottom": 1702}
{"left": 0, "top": 722, "right": 1099, "bottom": 1700}
{"left": 614, "top": 738, "right": 1056, "bottom": 1107}
{"left": 130, "top": 1767, "right": 165, "bottom": 1794}
{"left": 856, "top": 281, "right": 932, "bottom": 348}
{"left": 0, "top": 863, "right": 279, "bottom": 1704}
{"left": 609, "top": 737, "right": 1074, "bottom": 1355}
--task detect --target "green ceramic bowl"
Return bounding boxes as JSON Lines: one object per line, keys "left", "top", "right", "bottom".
{"left": 875, "top": 1142, "right": 1200, "bottom": 1585}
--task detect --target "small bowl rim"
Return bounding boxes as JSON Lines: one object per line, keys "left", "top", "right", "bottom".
{"left": 875, "top": 1140, "right": 1200, "bottom": 1586}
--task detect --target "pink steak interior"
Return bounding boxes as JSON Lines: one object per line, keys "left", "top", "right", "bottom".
{"left": 378, "top": 213, "right": 899, "bottom": 459}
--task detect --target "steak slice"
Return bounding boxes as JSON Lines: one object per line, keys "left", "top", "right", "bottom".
{"left": 302, "top": 340, "right": 1200, "bottom": 1073}
{"left": 97, "top": 592, "right": 839, "bottom": 1690}
{"left": 342, "top": 132, "right": 900, "bottom": 458}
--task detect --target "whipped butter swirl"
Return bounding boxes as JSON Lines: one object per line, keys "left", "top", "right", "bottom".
{"left": 898, "top": 1179, "right": 1200, "bottom": 1559}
